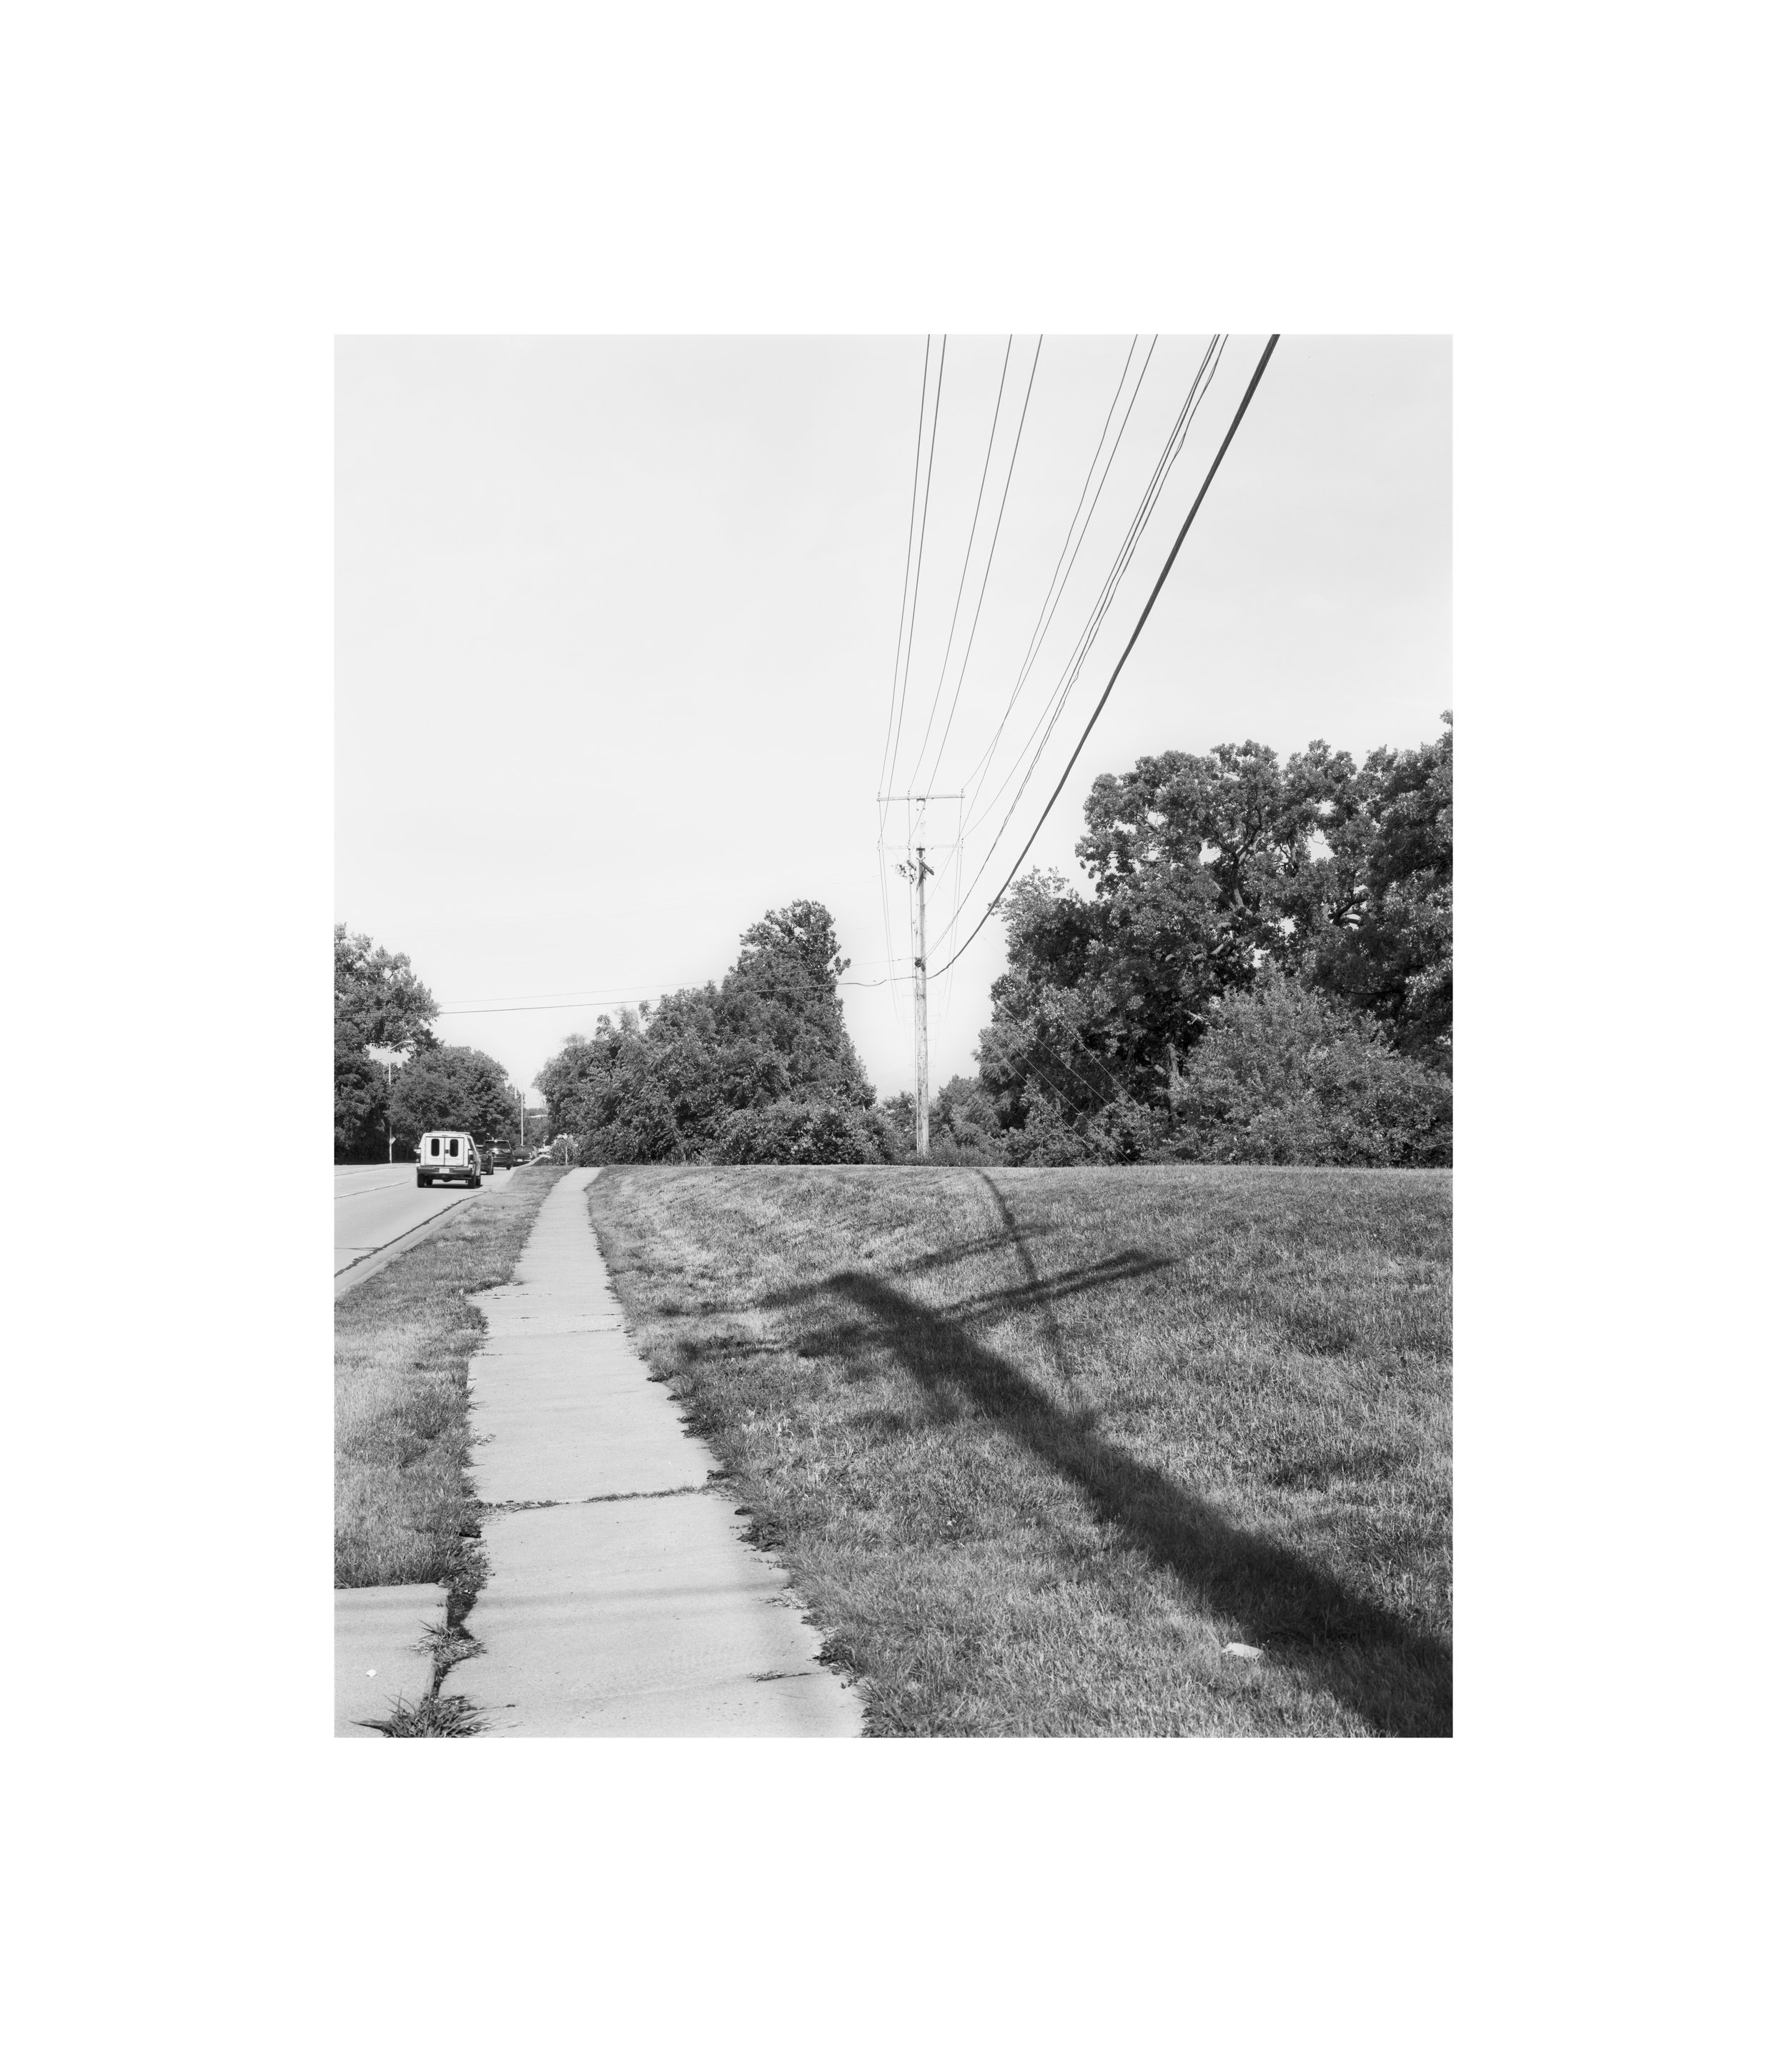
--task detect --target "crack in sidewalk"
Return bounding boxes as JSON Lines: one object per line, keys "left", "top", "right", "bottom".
{"left": 479, "top": 1484, "right": 707, "bottom": 1513}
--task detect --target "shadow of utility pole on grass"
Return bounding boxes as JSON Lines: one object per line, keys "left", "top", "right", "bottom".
{"left": 791, "top": 1171, "right": 1451, "bottom": 1738}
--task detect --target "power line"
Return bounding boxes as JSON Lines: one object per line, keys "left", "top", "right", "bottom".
{"left": 881, "top": 336, "right": 947, "bottom": 834}
{"left": 976, "top": 1024, "right": 1107, "bottom": 1117}
{"left": 937, "top": 337, "right": 1224, "bottom": 971}
{"left": 977, "top": 1018, "right": 1120, "bottom": 1109}
{"left": 1005, "top": 337, "right": 1142, "bottom": 695}
{"left": 959, "top": 336, "right": 1223, "bottom": 861}
{"left": 434, "top": 984, "right": 666, "bottom": 1008}
{"left": 906, "top": 337, "right": 1014, "bottom": 790}
{"left": 951, "top": 335, "right": 1227, "bottom": 912}
{"left": 440, "top": 942, "right": 918, "bottom": 1012}
{"left": 954, "top": 335, "right": 1150, "bottom": 817}
{"left": 876, "top": 336, "right": 931, "bottom": 805}
{"left": 946, "top": 334, "right": 1230, "bottom": 955}
{"left": 940, "top": 819, "right": 966, "bottom": 1023}
{"left": 937, "top": 334, "right": 1270, "bottom": 977}
{"left": 876, "top": 339, "right": 931, "bottom": 1026}
{"left": 435, "top": 995, "right": 669, "bottom": 1018}
{"left": 929, "top": 334, "right": 1281, "bottom": 982}
{"left": 878, "top": 340, "right": 946, "bottom": 1059}
{"left": 875, "top": 820, "right": 904, "bottom": 1027}
{"left": 923, "top": 335, "right": 1044, "bottom": 795}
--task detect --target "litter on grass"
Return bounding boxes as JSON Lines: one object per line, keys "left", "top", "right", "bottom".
{"left": 1222, "top": 1642, "right": 1265, "bottom": 1662}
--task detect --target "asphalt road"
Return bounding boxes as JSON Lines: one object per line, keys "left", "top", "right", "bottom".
{"left": 335, "top": 1162, "right": 517, "bottom": 1278}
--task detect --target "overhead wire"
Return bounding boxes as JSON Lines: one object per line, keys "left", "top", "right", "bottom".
{"left": 954, "top": 334, "right": 1152, "bottom": 816}
{"left": 944, "top": 334, "right": 1227, "bottom": 951}
{"left": 928, "top": 334, "right": 1281, "bottom": 983}
{"left": 875, "top": 338, "right": 932, "bottom": 1026}
{"left": 879, "top": 336, "right": 947, "bottom": 1043}
{"left": 976, "top": 1008, "right": 1124, "bottom": 1107}
{"left": 924, "top": 342, "right": 1224, "bottom": 998}
{"left": 880, "top": 335, "right": 947, "bottom": 840}
{"left": 876, "top": 337, "right": 931, "bottom": 803}
{"left": 870, "top": 336, "right": 1175, "bottom": 1095}
{"left": 940, "top": 801, "right": 966, "bottom": 1023}
{"left": 919, "top": 334, "right": 1045, "bottom": 795}
{"left": 435, "top": 983, "right": 667, "bottom": 1008}
{"left": 435, "top": 994, "right": 670, "bottom": 1018}
{"left": 875, "top": 838, "right": 904, "bottom": 1028}
{"left": 975, "top": 1023, "right": 1109, "bottom": 1116}
{"left": 905, "top": 336, "right": 1014, "bottom": 790}
{"left": 1004, "top": 337, "right": 1142, "bottom": 697}
{"left": 959, "top": 336, "right": 1223, "bottom": 863}
{"left": 438, "top": 945, "right": 921, "bottom": 1011}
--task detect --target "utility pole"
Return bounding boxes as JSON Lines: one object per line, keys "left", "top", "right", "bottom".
{"left": 881, "top": 792, "right": 961, "bottom": 1161}
{"left": 911, "top": 846, "right": 931, "bottom": 1158}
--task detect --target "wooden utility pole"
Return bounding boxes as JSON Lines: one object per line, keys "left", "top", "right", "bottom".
{"left": 881, "top": 792, "right": 961, "bottom": 1161}
{"left": 911, "top": 846, "right": 931, "bottom": 1158}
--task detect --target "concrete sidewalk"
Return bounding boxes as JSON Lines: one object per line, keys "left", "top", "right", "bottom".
{"left": 444, "top": 1169, "right": 861, "bottom": 1736}
{"left": 334, "top": 1584, "right": 442, "bottom": 1736}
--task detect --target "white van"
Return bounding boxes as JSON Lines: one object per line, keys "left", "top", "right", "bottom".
{"left": 415, "top": 1130, "right": 483, "bottom": 1188}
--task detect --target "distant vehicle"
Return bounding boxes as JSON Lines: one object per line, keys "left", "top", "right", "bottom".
{"left": 415, "top": 1131, "right": 482, "bottom": 1188}
{"left": 485, "top": 1143, "right": 516, "bottom": 1170}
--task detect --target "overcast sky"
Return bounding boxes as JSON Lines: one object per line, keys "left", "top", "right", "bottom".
{"left": 336, "top": 334, "right": 1450, "bottom": 1108}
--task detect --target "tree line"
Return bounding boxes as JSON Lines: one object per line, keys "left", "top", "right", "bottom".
{"left": 533, "top": 716, "right": 1452, "bottom": 1169}
{"left": 931, "top": 714, "right": 1452, "bottom": 1164}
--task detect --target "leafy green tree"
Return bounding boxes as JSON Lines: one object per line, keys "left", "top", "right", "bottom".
{"left": 335, "top": 926, "right": 438, "bottom": 1161}
{"left": 1164, "top": 968, "right": 1451, "bottom": 1166}
{"left": 535, "top": 899, "right": 878, "bottom": 1163}
{"left": 972, "top": 718, "right": 1452, "bottom": 1162}
{"left": 335, "top": 924, "right": 440, "bottom": 1051}
{"left": 389, "top": 1046, "right": 518, "bottom": 1155}
{"left": 335, "top": 1047, "right": 390, "bottom": 1164}
{"left": 1299, "top": 717, "right": 1452, "bottom": 1066}
{"left": 977, "top": 719, "right": 1451, "bottom": 1129}
{"left": 925, "top": 1075, "right": 1009, "bottom": 1162}
{"left": 974, "top": 740, "right": 1345, "bottom": 1131}
{"left": 715, "top": 901, "right": 872, "bottom": 1102}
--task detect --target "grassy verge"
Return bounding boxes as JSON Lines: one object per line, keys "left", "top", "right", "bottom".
{"left": 587, "top": 1164, "right": 1451, "bottom": 1738}
{"left": 335, "top": 1165, "right": 561, "bottom": 1600}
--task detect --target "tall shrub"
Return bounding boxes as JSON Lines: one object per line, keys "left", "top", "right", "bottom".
{"left": 1164, "top": 969, "right": 1451, "bottom": 1166}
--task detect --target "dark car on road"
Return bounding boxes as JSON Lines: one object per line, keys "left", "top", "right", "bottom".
{"left": 485, "top": 1143, "right": 516, "bottom": 1169}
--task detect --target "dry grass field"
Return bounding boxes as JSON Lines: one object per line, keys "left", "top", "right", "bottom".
{"left": 335, "top": 1166, "right": 560, "bottom": 1596}
{"left": 587, "top": 1163, "right": 1452, "bottom": 1737}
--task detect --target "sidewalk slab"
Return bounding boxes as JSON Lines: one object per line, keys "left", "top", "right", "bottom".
{"left": 453, "top": 1496, "right": 861, "bottom": 1738}
{"left": 335, "top": 1585, "right": 442, "bottom": 1737}
{"left": 468, "top": 1330, "right": 701, "bottom": 1503}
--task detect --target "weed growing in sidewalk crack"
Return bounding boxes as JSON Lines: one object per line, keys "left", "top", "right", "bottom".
{"left": 363, "top": 1692, "right": 485, "bottom": 1738}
